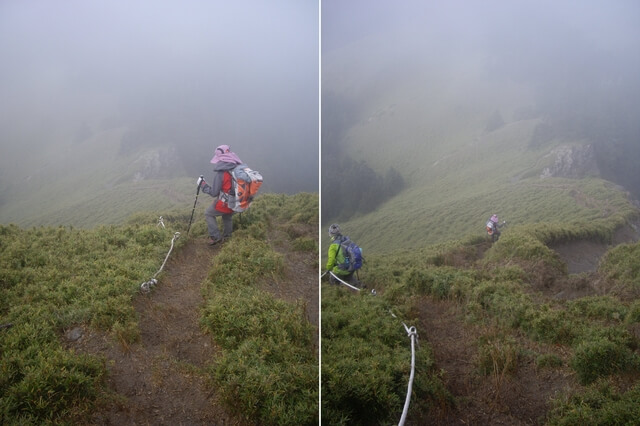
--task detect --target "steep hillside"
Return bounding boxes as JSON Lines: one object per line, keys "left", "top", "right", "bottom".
{"left": 0, "top": 193, "right": 318, "bottom": 425}
{"left": 0, "top": 125, "right": 189, "bottom": 228}
{"left": 322, "top": 52, "right": 638, "bottom": 254}
{"left": 322, "top": 22, "right": 640, "bottom": 254}
{"left": 322, "top": 222, "right": 640, "bottom": 424}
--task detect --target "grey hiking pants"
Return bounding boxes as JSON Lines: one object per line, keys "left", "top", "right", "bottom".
{"left": 205, "top": 203, "right": 233, "bottom": 240}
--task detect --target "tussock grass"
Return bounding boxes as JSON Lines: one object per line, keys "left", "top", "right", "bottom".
{"left": 1, "top": 192, "right": 318, "bottom": 425}
{"left": 321, "top": 284, "right": 451, "bottom": 425}
{"left": 599, "top": 241, "right": 640, "bottom": 292}
{"left": 340, "top": 219, "right": 640, "bottom": 423}
{"left": 0, "top": 222, "right": 176, "bottom": 424}
{"left": 200, "top": 193, "right": 319, "bottom": 426}
{"left": 547, "top": 381, "right": 640, "bottom": 425}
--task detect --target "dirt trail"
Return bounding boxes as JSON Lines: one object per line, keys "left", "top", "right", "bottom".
{"left": 415, "top": 297, "right": 573, "bottom": 425}
{"left": 69, "top": 219, "right": 318, "bottom": 425}
{"left": 76, "top": 238, "right": 237, "bottom": 425}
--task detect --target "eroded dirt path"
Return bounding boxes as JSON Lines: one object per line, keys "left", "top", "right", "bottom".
{"left": 76, "top": 238, "right": 238, "bottom": 425}
{"left": 549, "top": 222, "right": 640, "bottom": 274}
{"left": 71, "top": 219, "right": 319, "bottom": 425}
{"left": 415, "top": 297, "right": 573, "bottom": 425}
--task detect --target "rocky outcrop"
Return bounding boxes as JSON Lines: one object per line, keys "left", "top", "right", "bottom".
{"left": 540, "top": 143, "right": 600, "bottom": 179}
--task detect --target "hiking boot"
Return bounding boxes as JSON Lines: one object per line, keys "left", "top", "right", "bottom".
{"left": 207, "top": 237, "right": 223, "bottom": 246}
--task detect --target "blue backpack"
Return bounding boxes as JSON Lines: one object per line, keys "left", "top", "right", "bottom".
{"left": 338, "top": 237, "right": 363, "bottom": 272}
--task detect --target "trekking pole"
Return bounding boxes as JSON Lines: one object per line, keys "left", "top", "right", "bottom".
{"left": 186, "top": 176, "right": 202, "bottom": 237}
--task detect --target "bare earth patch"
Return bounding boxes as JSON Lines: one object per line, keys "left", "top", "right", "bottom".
{"left": 549, "top": 222, "right": 640, "bottom": 274}
{"left": 70, "top": 237, "right": 238, "bottom": 425}
{"left": 413, "top": 296, "right": 574, "bottom": 425}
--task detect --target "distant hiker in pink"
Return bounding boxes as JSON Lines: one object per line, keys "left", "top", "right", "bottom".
{"left": 486, "top": 214, "right": 506, "bottom": 242}
{"left": 196, "top": 145, "right": 243, "bottom": 246}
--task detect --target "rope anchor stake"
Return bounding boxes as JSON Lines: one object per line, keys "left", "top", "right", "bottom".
{"left": 140, "top": 231, "right": 180, "bottom": 293}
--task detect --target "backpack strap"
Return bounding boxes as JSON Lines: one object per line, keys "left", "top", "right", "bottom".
{"left": 218, "top": 170, "right": 234, "bottom": 205}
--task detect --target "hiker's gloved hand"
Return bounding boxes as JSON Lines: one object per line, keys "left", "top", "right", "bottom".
{"left": 196, "top": 176, "right": 206, "bottom": 187}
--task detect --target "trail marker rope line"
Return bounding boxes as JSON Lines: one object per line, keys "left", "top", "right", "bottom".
{"left": 328, "top": 271, "right": 361, "bottom": 291}
{"left": 323, "top": 271, "right": 416, "bottom": 422}
{"left": 398, "top": 323, "right": 418, "bottom": 426}
{"left": 140, "top": 229, "right": 181, "bottom": 293}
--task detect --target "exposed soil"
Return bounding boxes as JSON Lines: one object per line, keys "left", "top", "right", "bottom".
{"left": 67, "top": 221, "right": 318, "bottom": 425}
{"left": 413, "top": 297, "right": 574, "bottom": 425}
{"left": 549, "top": 222, "right": 640, "bottom": 274}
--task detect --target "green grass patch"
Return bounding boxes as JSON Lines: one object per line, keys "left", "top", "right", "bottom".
{"left": 0, "top": 222, "right": 177, "bottom": 424}
{"left": 321, "top": 284, "right": 451, "bottom": 425}
{"left": 200, "top": 228, "right": 318, "bottom": 426}
{"left": 0, "top": 192, "right": 317, "bottom": 425}
{"left": 599, "top": 241, "right": 640, "bottom": 291}
{"left": 547, "top": 381, "right": 640, "bottom": 425}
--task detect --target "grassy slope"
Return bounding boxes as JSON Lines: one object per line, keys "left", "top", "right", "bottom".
{"left": 0, "top": 126, "right": 189, "bottom": 228}
{"left": 0, "top": 193, "right": 318, "bottom": 425}
{"left": 322, "top": 48, "right": 638, "bottom": 253}
{"left": 322, "top": 34, "right": 640, "bottom": 424}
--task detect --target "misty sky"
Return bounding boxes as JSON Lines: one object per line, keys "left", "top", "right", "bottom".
{"left": 0, "top": 0, "right": 318, "bottom": 193}
{"left": 322, "top": 0, "right": 640, "bottom": 186}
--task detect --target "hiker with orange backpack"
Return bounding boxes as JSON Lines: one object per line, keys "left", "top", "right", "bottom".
{"left": 486, "top": 214, "right": 507, "bottom": 242}
{"left": 197, "top": 145, "right": 243, "bottom": 246}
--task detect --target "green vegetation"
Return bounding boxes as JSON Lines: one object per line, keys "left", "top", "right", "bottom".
{"left": 323, "top": 218, "right": 640, "bottom": 423}
{"left": 199, "top": 192, "right": 319, "bottom": 426}
{"left": 599, "top": 241, "right": 640, "bottom": 291}
{"left": 1, "top": 192, "right": 318, "bottom": 425}
{"left": 321, "top": 285, "right": 451, "bottom": 425}
{"left": 0, "top": 221, "right": 179, "bottom": 424}
{"left": 547, "top": 381, "right": 640, "bottom": 425}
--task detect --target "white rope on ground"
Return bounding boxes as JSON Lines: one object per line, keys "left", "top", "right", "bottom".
{"left": 325, "top": 276, "right": 415, "bottom": 422}
{"left": 398, "top": 323, "right": 418, "bottom": 426}
{"left": 140, "top": 230, "right": 181, "bottom": 293}
{"left": 328, "top": 271, "right": 361, "bottom": 292}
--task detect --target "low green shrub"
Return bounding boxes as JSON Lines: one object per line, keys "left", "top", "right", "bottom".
{"left": 599, "top": 241, "right": 640, "bottom": 290}
{"left": 0, "top": 222, "right": 173, "bottom": 424}
{"left": 0, "top": 193, "right": 316, "bottom": 425}
{"left": 535, "top": 353, "right": 563, "bottom": 369}
{"left": 321, "top": 284, "right": 451, "bottom": 425}
{"left": 404, "top": 267, "right": 476, "bottom": 301}
{"left": 570, "top": 338, "right": 638, "bottom": 385}
{"left": 471, "top": 281, "right": 532, "bottom": 329}
{"left": 483, "top": 231, "right": 564, "bottom": 272}
{"left": 547, "top": 381, "right": 640, "bottom": 425}
{"left": 626, "top": 300, "right": 640, "bottom": 324}
{"left": 523, "top": 305, "right": 580, "bottom": 345}
{"left": 568, "top": 296, "right": 627, "bottom": 322}
{"left": 201, "top": 233, "right": 317, "bottom": 425}
{"left": 293, "top": 236, "right": 317, "bottom": 252}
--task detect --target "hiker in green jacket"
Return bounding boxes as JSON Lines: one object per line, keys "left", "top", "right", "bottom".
{"left": 326, "top": 223, "right": 354, "bottom": 284}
